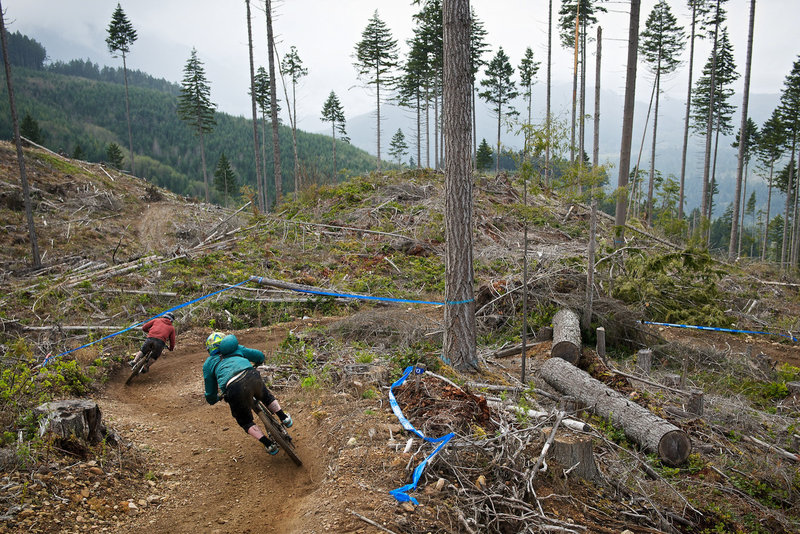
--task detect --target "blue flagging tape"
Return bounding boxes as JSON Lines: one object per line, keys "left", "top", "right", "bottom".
{"left": 41, "top": 278, "right": 252, "bottom": 366}
{"left": 249, "top": 276, "right": 473, "bottom": 307}
{"left": 642, "top": 320, "right": 798, "bottom": 343}
{"left": 388, "top": 365, "right": 455, "bottom": 505}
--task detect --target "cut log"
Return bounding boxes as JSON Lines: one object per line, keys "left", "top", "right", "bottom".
{"left": 636, "top": 349, "right": 652, "bottom": 375}
{"left": 595, "top": 327, "right": 606, "bottom": 360}
{"left": 34, "top": 399, "right": 108, "bottom": 444}
{"left": 551, "top": 309, "right": 581, "bottom": 365}
{"left": 541, "top": 357, "right": 691, "bottom": 466}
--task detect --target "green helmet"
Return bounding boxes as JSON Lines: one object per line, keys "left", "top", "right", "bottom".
{"left": 205, "top": 332, "right": 225, "bottom": 354}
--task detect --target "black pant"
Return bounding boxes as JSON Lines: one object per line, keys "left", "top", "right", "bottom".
{"left": 225, "top": 368, "right": 277, "bottom": 431}
{"left": 140, "top": 337, "right": 166, "bottom": 361}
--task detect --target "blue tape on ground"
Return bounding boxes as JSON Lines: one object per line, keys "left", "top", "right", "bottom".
{"left": 42, "top": 278, "right": 252, "bottom": 366}
{"left": 388, "top": 366, "right": 455, "bottom": 505}
{"left": 642, "top": 320, "right": 797, "bottom": 343}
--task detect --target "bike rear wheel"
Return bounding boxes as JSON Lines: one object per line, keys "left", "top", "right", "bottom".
{"left": 255, "top": 401, "right": 302, "bottom": 466}
{"left": 125, "top": 355, "right": 150, "bottom": 386}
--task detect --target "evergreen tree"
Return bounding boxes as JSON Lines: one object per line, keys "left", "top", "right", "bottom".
{"left": 245, "top": 0, "right": 265, "bottom": 211}
{"left": 1, "top": 31, "right": 46, "bottom": 69}
{"left": 412, "top": 0, "right": 443, "bottom": 169}
{"left": 469, "top": 10, "right": 489, "bottom": 167}
{"left": 640, "top": 0, "right": 684, "bottom": 226}
{"left": 779, "top": 57, "right": 800, "bottom": 266}
{"left": 731, "top": 117, "right": 759, "bottom": 257}
{"left": 692, "top": 27, "right": 738, "bottom": 221}
{"left": 475, "top": 138, "right": 493, "bottom": 171}
{"left": 399, "top": 30, "right": 429, "bottom": 169}
{"left": 106, "top": 142, "right": 124, "bottom": 169}
{"left": 264, "top": 0, "right": 282, "bottom": 206}
{"left": 320, "top": 91, "right": 348, "bottom": 181}
{"left": 253, "top": 65, "right": 280, "bottom": 196}
{"left": 388, "top": 129, "right": 408, "bottom": 166}
{"left": 20, "top": 112, "right": 44, "bottom": 144}
{"left": 354, "top": 11, "right": 399, "bottom": 171}
{"left": 518, "top": 47, "right": 541, "bottom": 155}
{"left": 72, "top": 144, "right": 85, "bottom": 160}
{"left": 757, "top": 109, "right": 786, "bottom": 261}
{"left": 479, "top": 47, "right": 518, "bottom": 173}
{"left": 214, "top": 152, "right": 237, "bottom": 207}
{"left": 281, "top": 46, "right": 308, "bottom": 198}
{"left": 176, "top": 47, "right": 216, "bottom": 203}
{"left": 105, "top": 3, "right": 137, "bottom": 175}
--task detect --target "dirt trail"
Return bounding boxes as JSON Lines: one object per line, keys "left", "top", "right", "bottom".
{"left": 98, "top": 324, "right": 326, "bottom": 534}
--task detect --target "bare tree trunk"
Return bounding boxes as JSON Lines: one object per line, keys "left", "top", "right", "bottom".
{"left": 245, "top": 0, "right": 264, "bottom": 211}
{"left": 121, "top": 53, "right": 135, "bottom": 177}
{"left": 729, "top": 0, "right": 756, "bottom": 260}
{"left": 738, "top": 161, "right": 748, "bottom": 257}
{"left": 569, "top": 5, "right": 579, "bottom": 165}
{"left": 647, "top": 65, "right": 661, "bottom": 226}
{"left": 592, "top": 27, "right": 601, "bottom": 169}
{"left": 762, "top": 162, "right": 774, "bottom": 261}
{"left": 417, "top": 91, "right": 422, "bottom": 169}
{"left": 266, "top": 0, "right": 282, "bottom": 205}
{"left": 435, "top": 91, "right": 439, "bottom": 170}
{"left": 0, "top": 1, "right": 40, "bottom": 267}
{"left": 614, "top": 0, "right": 641, "bottom": 247}
{"left": 443, "top": 0, "right": 477, "bottom": 371}
{"left": 701, "top": 0, "right": 721, "bottom": 237}
{"left": 425, "top": 86, "right": 431, "bottom": 168}
{"left": 792, "top": 149, "right": 800, "bottom": 265}
{"left": 495, "top": 101, "right": 502, "bottom": 174}
{"left": 331, "top": 124, "right": 337, "bottom": 181}
{"left": 472, "top": 84, "right": 477, "bottom": 170}
{"left": 199, "top": 130, "right": 209, "bottom": 203}
{"left": 578, "top": 22, "right": 586, "bottom": 180}
{"left": 545, "top": 0, "right": 552, "bottom": 187}
{"left": 679, "top": 4, "right": 698, "bottom": 222}
{"left": 782, "top": 151, "right": 794, "bottom": 268}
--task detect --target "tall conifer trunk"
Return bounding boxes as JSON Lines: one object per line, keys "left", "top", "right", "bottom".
{"left": 266, "top": 0, "right": 282, "bottom": 204}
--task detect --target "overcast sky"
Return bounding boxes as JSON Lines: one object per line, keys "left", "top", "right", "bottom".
{"left": 5, "top": 0, "right": 799, "bottom": 133}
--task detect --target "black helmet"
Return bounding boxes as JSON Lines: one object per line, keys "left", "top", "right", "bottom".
{"left": 163, "top": 312, "right": 175, "bottom": 321}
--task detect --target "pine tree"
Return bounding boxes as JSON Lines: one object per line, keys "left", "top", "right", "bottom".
{"left": 105, "top": 3, "right": 137, "bottom": 175}
{"left": 176, "top": 47, "right": 216, "bottom": 203}
{"left": 479, "top": 47, "right": 518, "bottom": 174}
{"left": 692, "top": 28, "right": 738, "bottom": 222}
{"left": 20, "top": 112, "right": 44, "bottom": 144}
{"left": 475, "top": 138, "right": 493, "bottom": 171}
{"left": 399, "top": 31, "right": 429, "bottom": 169}
{"left": 558, "top": 0, "right": 606, "bottom": 164}
{"left": 214, "top": 152, "right": 237, "bottom": 207}
{"left": 469, "top": 10, "right": 489, "bottom": 167}
{"left": 732, "top": 117, "right": 759, "bottom": 257}
{"left": 72, "top": 144, "right": 85, "bottom": 161}
{"left": 757, "top": 109, "right": 786, "bottom": 261}
{"left": 413, "top": 0, "right": 443, "bottom": 169}
{"left": 779, "top": 57, "right": 800, "bottom": 267}
{"left": 106, "top": 142, "right": 124, "bottom": 169}
{"left": 388, "top": 129, "right": 408, "bottom": 166}
{"left": 281, "top": 46, "right": 308, "bottom": 198}
{"left": 518, "top": 47, "right": 541, "bottom": 155}
{"left": 320, "top": 91, "right": 348, "bottom": 181}
{"left": 264, "top": 0, "right": 281, "bottom": 207}
{"left": 245, "top": 0, "right": 265, "bottom": 211}
{"left": 253, "top": 65, "right": 279, "bottom": 199}
{"left": 354, "top": 11, "right": 398, "bottom": 171}
{"left": 639, "top": 0, "right": 684, "bottom": 226}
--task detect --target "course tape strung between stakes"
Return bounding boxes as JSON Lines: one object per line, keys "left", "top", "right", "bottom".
{"left": 249, "top": 276, "right": 473, "bottom": 306}
{"left": 41, "top": 279, "right": 252, "bottom": 366}
{"left": 642, "top": 320, "right": 798, "bottom": 342}
{"left": 388, "top": 365, "right": 455, "bottom": 505}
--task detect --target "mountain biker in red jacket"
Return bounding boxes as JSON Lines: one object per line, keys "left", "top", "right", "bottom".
{"left": 129, "top": 312, "right": 176, "bottom": 373}
{"left": 202, "top": 332, "right": 292, "bottom": 456}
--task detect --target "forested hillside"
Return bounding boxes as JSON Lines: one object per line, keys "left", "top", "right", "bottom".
{"left": 0, "top": 32, "right": 378, "bottom": 204}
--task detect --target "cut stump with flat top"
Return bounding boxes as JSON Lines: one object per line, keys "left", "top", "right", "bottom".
{"left": 35, "top": 399, "right": 107, "bottom": 444}
{"left": 551, "top": 309, "right": 581, "bottom": 365}
{"left": 541, "top": 357, "right": 691, "bottom": 466}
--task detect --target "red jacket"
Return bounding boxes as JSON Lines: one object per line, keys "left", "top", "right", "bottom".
{"left": 142, "top": 318, "right": 176, "bottom": 351}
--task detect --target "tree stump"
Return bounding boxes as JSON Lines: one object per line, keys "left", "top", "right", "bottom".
{"left": 636, "top": 349, "right": 652, "bottom": 375}
{"left": 663, "top": 374, "right": 681, "bottom": 388}
{"left": 541, "top": 357, "right": 692, "bottom": 466}
{"left": 543, "top": 429, "right": 599, "bottom": 482}
{"left": 34, "top": 399, "right": 107, "bottom": 444}
{"left": 551, "top": 309, "right": 581, "bottom": 365}
{"left": 596, "top": 327, "right": 606, "bottom": 361}
{"left": 687, "top": 389, "right": 704, "bottom": 416}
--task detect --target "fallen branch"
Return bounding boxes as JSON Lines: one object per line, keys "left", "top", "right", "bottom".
{"left": 348, "top": 509, "right": 398, "bottom": 534}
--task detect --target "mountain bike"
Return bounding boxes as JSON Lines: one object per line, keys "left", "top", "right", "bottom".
{"left": 125, "top": 352, "right": 152, "bottom": 386}
{"left": 253, "top": 397, "right": 302, "bottom": 466}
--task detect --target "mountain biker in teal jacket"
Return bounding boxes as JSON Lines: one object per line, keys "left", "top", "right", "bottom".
{"left": 202, "top": 332, "right": 293, "bottom": 455}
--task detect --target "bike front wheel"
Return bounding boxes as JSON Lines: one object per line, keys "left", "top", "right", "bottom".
{"left": 255, "top": 401, "right": 302, "bottom": 466}
{"left": 125, "top": 355, "right": 150, "bottom": 386}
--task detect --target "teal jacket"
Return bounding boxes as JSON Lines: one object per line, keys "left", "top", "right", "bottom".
{"left": 202, "top": 335, "right": 265, "bottom": 405}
